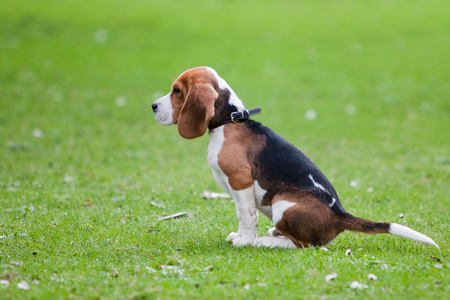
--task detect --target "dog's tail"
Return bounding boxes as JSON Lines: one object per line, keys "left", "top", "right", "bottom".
{"left": 340, "top": 214, "right": 439, "bottom": 248}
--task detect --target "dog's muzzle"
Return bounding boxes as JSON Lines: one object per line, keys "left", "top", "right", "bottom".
{"left": 152, "top": 93, "right": 174, "bottom": 126}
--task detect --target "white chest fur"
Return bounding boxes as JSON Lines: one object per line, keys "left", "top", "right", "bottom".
{"left": 207, "top": 127, "right": 231, "bottom": 194}
{"left": 207, "top": 126, "right": 225, "bottom": 171}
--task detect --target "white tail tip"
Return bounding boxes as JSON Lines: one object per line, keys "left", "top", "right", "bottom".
{"left": 389, "top": 223, "right": 439, "bottom": 249}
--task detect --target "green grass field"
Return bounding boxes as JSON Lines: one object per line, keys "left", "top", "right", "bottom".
{"left": 1, "top": 0, "right": 449, "bottom": 299}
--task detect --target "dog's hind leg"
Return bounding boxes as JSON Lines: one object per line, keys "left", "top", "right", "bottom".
{"left": 269, "top": 192, "right": 343, "bottom": 247}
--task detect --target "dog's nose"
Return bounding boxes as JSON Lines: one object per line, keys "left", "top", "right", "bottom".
{"left": 151, "top": 103, "right": 158, "bottom": 111}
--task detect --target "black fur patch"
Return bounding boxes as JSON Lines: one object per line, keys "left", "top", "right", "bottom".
{"left": 246, "top": 120, "right": 346, "bottom": 215}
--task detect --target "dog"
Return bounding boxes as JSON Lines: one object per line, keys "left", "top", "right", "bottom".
{"left": 152, "top": 66, "right": 438, "bottom": 249}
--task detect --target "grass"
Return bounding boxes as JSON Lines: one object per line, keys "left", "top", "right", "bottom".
{"left": 1, "top": 0, "right": 449, "bottom": 298}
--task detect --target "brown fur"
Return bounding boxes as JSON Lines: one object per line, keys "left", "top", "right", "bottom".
{"left": 218, "top": 123, "right": 266, "bottom": 191}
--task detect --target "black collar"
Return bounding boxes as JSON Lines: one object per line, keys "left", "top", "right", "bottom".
{"left": 208, "top": 107, "right": 262, "bottom": 130}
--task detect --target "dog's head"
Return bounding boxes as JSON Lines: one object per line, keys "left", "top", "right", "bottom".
{"left": 152, "top": 67, "right": 245, "bottom": 139}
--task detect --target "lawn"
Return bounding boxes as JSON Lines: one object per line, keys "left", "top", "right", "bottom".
{"left": 1, "top": 0, "right": 449, "bottom": 299}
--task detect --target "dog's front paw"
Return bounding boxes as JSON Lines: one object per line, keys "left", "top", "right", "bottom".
{"left": 226, "top": 232, "right": 256, "bottom": 246}
{"left": 226, "top": 232, "right": 240, "bottom": 242}
{"left": 231, "top": 236, "right": 256, "bottom": 247}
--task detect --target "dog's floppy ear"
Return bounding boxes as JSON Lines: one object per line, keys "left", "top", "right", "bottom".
{"left": 177, "top": 82, "right": 218, "bottom": 139}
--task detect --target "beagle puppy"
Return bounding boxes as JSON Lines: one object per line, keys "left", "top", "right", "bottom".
{"left": 152, "top": 66, "right": 438, "bottom": 249}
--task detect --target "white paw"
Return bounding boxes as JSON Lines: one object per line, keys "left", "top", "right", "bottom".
{"left": 254, "top": 236, "right": 297, "bottom": 249}
{"left": 231, "top": 236, "right": 256, "bottom": 247}
{"left": 226, "top": 232, "right": 240, "bottom": 241}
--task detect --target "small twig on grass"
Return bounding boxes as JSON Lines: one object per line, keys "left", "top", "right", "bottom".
{"left": 158, "top": 212, "right": 187, "bottom": 221}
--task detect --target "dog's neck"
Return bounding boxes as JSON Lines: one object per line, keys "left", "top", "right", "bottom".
{"left": 208, "top": 88, "right": 239, "bottom": 130}
{"left": 208, "top": 88, "right": 261, "bottom": 130}
{"left": 208, "top": 108, "right": 262, "bottom": 130}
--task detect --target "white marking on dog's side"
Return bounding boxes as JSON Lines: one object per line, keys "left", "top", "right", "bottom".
{"left": 254, "top": 236, "right": 297, "bottom": 249}
{"left": 329, "top": 197, "right": 337, "bottom": 208}
{"left": 309, "top": 174, "right": 336, "bottom": 207}
{"left": 389, "top": 223, "right": 439, "bottom": 248}
{"left": 206, "top": 67, "right": 246, "bottom": 111}
{"left": 308, "top": 174, "right": 326, "bottom": 192}
{"left": 254, "top": 180, "right": 271, "bottom": 219}
{"left": 152, "top": 93, "right": 173, "bottom": 125}
{"left": 272, "top": 201, "right": 297, "bottom": 226}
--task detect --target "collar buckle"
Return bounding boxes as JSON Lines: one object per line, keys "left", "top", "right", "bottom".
{"left": 230, "top": 111, "right": 239, "bottom": 122}
{"left": 231, "top": 109, "right": 252, "bottom": 122}
{"left": 231, "top": 110, "right": 245, "bottom": 122}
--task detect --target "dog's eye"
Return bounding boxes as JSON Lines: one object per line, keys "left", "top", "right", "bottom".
{"left": 172, "top": 88, "right": 181, "bottom": 94}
